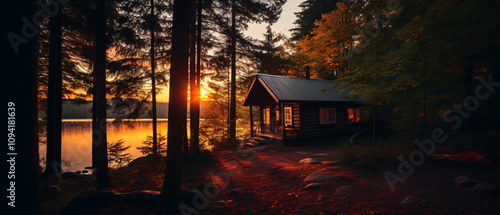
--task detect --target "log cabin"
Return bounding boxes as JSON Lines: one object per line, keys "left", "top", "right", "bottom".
{"left": 243, "top": 72, "right": 363, "bottom": 145}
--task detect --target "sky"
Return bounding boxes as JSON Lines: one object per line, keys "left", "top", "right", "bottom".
{"left": 245, "top": 0, "right": 302, "bottom": 40}
{"left": 157, "top": 0, "right": 303, "bottom": 103}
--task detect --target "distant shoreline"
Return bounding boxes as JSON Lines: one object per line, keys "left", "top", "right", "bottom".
{"left": 57, "top": 118, "right": 205, "bottom": 122}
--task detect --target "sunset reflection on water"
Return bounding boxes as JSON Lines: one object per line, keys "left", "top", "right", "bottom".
{"left": 39, "top": 119, "right": 175, "bottom": 172}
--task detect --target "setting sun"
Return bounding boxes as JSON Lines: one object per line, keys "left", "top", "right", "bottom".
{"left": 200, "top": 88, "right": 208, "bottom": 100}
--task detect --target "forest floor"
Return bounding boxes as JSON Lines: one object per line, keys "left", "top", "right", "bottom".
{"left": 201, "top": 140, "right": 500, "bottom": 214}
{"left": 42, "top": 132, "right": 500, "bottom": 214}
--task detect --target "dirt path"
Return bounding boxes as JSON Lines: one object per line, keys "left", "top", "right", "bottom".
{"left": 200, "top": 144, "right": 500, "bottom": 214}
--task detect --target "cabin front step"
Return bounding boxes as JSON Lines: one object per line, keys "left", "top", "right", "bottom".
{"left": 250, "top": 136, "right": 273, "bottom": 145}
{"left": 248, "top": 139, "right": 260, "bottom": 144}
{"left": 244, "top": 141, "right": 264, "bottom": 148}
{"left": 253, "top": 136, "right": 266, "bottom": 141}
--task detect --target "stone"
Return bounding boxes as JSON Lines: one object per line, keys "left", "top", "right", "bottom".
{"left": 45, "top": 185, "right": 61, "bottom": 193}
{"left": 314, "top": 153, "right": 330, "bottom": 157}
{"left": 472, "top": 183, "right": 500, "bottom": 194}
{"left": 296, "top": 151, "right": 307, "bottom": 155}
{"left": 82, "top": 170, "right": 89, "bottom": 174}
{"left": 455, "top": 175, "right": 479, "bottom": 187}
{"left": 316, "top": 195, "right": 326, "bottom": 201}
{"left": 304, "top": 172, "right": 338, "bottom": 183}
{"left": 325, "top": 160, "right": 342, "bottom": 166}
{"left": 245, "top": 142, "right": 258, "bottom": 148}
{"left": 305, "top": 183, "right": 322, "bottom": 190}
{"left": 238, "top": 149, "right": 255, "bottom": 157}
{"left": 335, "top": 186, "right": 360, "bottom": 194}
{"left": 231, "top": 188, "right": 243, "bottom": 195}
{"left": 400, "top": 195, "right": 416, "bottom": 205}
{"left": 299, "top": 158, "right": 321, "bottom": 164}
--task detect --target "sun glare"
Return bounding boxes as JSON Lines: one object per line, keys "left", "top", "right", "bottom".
{"left": 200, "top": 88, "right": 208, "bottom": 100}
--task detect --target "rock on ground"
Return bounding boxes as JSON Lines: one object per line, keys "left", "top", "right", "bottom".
{"left": 316, "top": 195, "right": 326, "bottom": 201}
{"left": 472, "top": 183, "right": 500, "bottom": 194}
{"left": 231, "top": 188, "right": 243, "bottom": 195}
{"left": 400, "top": 195, "right": 416, "bottom": 205}
{"left": 299, "top": 158, "right": 321, "bottom": 164}
{"left": 313, "top": 153, "right": 330, "bottom": 157}
{"left": 335, "top": 186, "right": 360, "bottom": 194}
{"left": 324, "top": 160, "right": 342, "bottom": 166}
{"left": 238, "top": 148, "right": 255, "bottom": 157}
{"left": 305, "top": 183, "right": 322, "bottom": 190}
{"left": 304, "top": 172, "right": 338, "bottom": 182}
{"left": 455, "top": 175, "right": 479, "bottom": 186}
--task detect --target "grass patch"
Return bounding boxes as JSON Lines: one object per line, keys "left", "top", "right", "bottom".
{"left": 331, "top": 136, "right": 410, "bottom": 170}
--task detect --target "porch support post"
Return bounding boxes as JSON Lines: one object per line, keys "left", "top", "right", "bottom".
{"left": 260, "top": 106, "right": 263, "bottom": 134}
{"left": 281, "top": 102, "right": 286, "bottom": 143}
{"left": 250, "top": 106, "right": 254, "bottom": 137}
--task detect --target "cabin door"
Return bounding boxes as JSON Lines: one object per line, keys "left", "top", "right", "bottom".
{"left": 270, "top": 106, "right": 276, "bottom": 132}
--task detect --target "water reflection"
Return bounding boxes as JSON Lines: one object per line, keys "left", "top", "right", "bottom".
{"left": 39, "top": 118, "right": 246, "bottom": 172}
{"left": 40, "top": 119, "right": 170, "bottom": 172}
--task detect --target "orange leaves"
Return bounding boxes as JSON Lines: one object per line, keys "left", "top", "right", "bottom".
{"left": 295, "top": 2, "right": 356, "bottom": 73}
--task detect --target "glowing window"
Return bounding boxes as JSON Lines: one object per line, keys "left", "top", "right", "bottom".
{"left": 263, "top": 108, "right": 270, "bottom": 125}
{"left": 284, "top": 107, "right": 292, "bottom": 126}
{"left": 348, "top": 108, "right": 361, "bottom": 123}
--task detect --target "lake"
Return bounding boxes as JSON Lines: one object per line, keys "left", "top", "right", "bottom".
{"left": 39, "top": 119, "right": 176, "bottom": 172}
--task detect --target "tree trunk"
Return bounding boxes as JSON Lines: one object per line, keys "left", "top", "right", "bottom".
{"left": 157, "top": 0, "right": 190, "bottom": 212}
{"left": 151, "top": 0, "right": 158, "bottom": 155}
{"left": 4, "top": 0, "right": 41, "bottom": 213}
{"left": 190, "top": 0, "right": 203, "bottom": 155}
{"left": 188, "top": 0, "right": 199, "bottom": 159}
{"left": 93, "top": 0, "right": 111, "bottom": 190}
{"left": 44, "top": 1, "right": 63, "bottom": 176}
{"left": 229, "top": 0, "right": 237, "bottom": 144}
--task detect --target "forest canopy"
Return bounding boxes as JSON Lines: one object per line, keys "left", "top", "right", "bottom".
{"left": 293, "top": 0, "right": 500, "bottom": 131}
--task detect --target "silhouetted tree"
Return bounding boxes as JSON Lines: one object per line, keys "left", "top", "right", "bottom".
{"left": 108, "top": 139, "right": 132, "bottom": 168}
{"left": 137, "top": 133, "right": 168, "bottom": 156}
{"left": 157, "top": 0, "right": 190, "bottom": 212}
{"left": 92, "top": 0, "right": 111, "bottom": 189}
{"left": 190, "top": 0, "right": 203, "bottom": 155}
{"left": 44, "top": 1, "right": 63, "bottom": 176}
{"left": 253, "top": 26, "right": 290, "bottom": 75}
{"left": 229, "top": 0, "right": 237, "bottom": 144}
{"left": 151, "top": 0, "right": 159, "bottom": 155}
{"left": 198, "top": 0, "right": 285, "bottom": 148}
{"left": 290, "top": 0, "right": 338, "bottom": 42}
{"left": 4, "top": 0, "right": 41, "bottom": 213}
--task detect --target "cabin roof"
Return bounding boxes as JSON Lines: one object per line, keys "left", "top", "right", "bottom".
{"left": 243, "top": 74, "right": 361, "bottom": 106}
